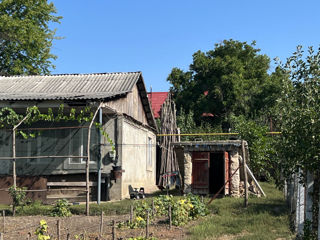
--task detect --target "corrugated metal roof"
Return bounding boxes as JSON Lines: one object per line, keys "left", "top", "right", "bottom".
{"left": 0, "top": 72, "right": 141, "bottom": 100}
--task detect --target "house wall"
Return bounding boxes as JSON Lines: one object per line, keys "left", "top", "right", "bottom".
{"left": 120, "top": 117, "right": 157, "bottom": 199}
{"left": 104, "top": 84, "right": 148, "bottom": 125}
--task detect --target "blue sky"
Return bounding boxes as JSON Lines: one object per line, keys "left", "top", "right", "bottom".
{"left": 50, "top": 0, "right": 320, "bottom": 91}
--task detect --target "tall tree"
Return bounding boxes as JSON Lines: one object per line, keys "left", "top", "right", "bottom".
{"left": 277, "top": 46, "right": 320, "bottom": 237}
{"left": 0, "top": 0, "right": 61, "bottom": 76}
{"left": 167, "top": 39, "right": 283, "bottom": 127}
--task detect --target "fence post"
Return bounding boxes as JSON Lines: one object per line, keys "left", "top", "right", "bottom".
{"left": 130, "top": 205, "right": 133, "bottom": 224}
{"left": 168, "top": 205, "right": 172, "bottom": 229}
{"left": 57, "top": 219, "right": 61, "bottom": 240}
{"left": 146, "top": 210, "right": 149, "bottom": 238}
{"left": 242, "top": 140, "right": 248, "bottom": 207}
{"left": 2, "top": 210, "right": 5, "bottom": 234}
{"left": 112, "top": 220, "right": 115, "bottom": 240}
{"left": 99, "top": 211, "right": 104, "bottom": 238}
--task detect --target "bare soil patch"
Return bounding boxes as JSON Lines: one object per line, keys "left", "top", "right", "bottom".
{"left": 2, "top": 214, "right": 192, "bottom": 239}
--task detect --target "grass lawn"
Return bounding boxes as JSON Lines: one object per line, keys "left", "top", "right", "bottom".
{"left": 187, "top": 182, "right": 294, "bottom": 240}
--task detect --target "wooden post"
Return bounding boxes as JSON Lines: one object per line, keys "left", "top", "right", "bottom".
{"left": 57, "top": 219, "right": 61, "bottom": 240}
{"left": 2, "top": 210, "right": 5, "bottom": 234}
{"left": 242, "top": 140, "right": 248, "bottom": 207}
{"left": 112, "top": 220, "right": 115, "bottom": 240}
{"left": 152, "top": 199, "right": 155, "bottom": 216}
{"left": 99, "top": 211, "right": 104, "bottom": 237}
{"left": 12, "top": 129, "right": 16, "bottom": 189}
{"left": 0, "top": 232, "right": 3, "bottom": 240}
{"left": 130, "top": 205, "right": 133, "bottom": 224}
{"left": 146, "top": 210, "right": 149, "bottom": 238}
{"left": 168, "top": 205, "right": 172, "bottom": 229}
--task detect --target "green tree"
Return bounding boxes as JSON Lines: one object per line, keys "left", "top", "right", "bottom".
{"left": 0, "top": 0, "right": 61, "bottom": 76}
{"left": 176, "top": 108, "right": 222, "bottom": 141}
{"left": 231, "top": 115, "right": 279, "bottom": 180}
{"left": 277, "top": 45, "right": 320, "bottom": 238}
{"left": 168, "top": 39, "right": 283, "bottom": 126}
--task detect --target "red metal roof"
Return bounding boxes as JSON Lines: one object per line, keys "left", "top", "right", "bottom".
{"left": 147, "top": 92, "right": 169, "bottom": 118}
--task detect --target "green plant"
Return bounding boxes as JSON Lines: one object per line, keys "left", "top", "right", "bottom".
{"left": 302, "top": 219, "right": 316, "bottom": 240}
{"left": 186, "top": 194, "right": 209, "bottom": 219}
{"left": 153, "top": 195, "right": 174, "bottom": 216}
{"left": 35, "top": 220, "right": 50, "bottom": 240}
{"left": 171, "top": 198, "right": 193, "bottom": 226}
{"left": 50, "top": 199, "right": 72, "bottom": 217}
{"left": 8, "top": 186, "right": 27, "bottom": 215}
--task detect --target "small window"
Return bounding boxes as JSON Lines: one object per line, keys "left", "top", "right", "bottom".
{"left": 147, "top": 137, "right": 152, "bottom": 170}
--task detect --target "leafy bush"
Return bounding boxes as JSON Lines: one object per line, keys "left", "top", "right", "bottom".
{"left": 8, "top": 186, "right": 27, "bottom": 215}
{"left": 17, "top": 201, "right": 52, "bottom": 216}
{"left": 153, "top": 195, "right": 174, "bottom": 216}
{"left": 186, "top": 194, "right": 209, "bottom": 218}
{"left": 122, "top": 194, "right": 209, "bottom": 227}
{"left": 50, "top": 199, "right": 72, "bottom": 217}
{"left": 172, "top": 199, "right": 193, "bottom": 226}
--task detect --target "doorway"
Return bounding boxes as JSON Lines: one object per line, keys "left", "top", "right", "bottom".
{"left": 209, "top": 152, "right": 225, "bottom": 194}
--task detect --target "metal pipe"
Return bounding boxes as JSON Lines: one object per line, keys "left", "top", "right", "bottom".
{"left": 17, "top": 126, "right": 89, "bottom": 131}
{"left": 157, "top": 132, "right": 282, "bottom": 137}
{"left": 97, "top": 108, "right": 102, "bottom": 205}
{"left": 86, "top": 102, "right": 103, "bottom": 216}
{"left": 12, "top": 113, "right": 31, "bottom": 188}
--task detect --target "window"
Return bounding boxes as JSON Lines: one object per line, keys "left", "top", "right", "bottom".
{"left": 147, "top": 137, "right": 152, "bottom": 170}
{"left": 69, "top": 127, "right": 88, "bottom": 164}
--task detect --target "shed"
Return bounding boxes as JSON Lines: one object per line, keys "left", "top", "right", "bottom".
{"left": 173, "top": 140, "right": 249, "bottom": 196}
{"left": 0, "top": 72, "right": 158, "bottom": 203}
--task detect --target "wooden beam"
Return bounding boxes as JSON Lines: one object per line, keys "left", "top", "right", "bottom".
{"left": 47, "top": 182, "right": 97, "bottom": 187}
{"left": 246, "top": 165, "right": 266, "bottom": 197}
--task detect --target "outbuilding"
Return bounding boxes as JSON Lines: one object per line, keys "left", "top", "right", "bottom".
{"left": 173, "top": 140, "right": 249, "bottom": 196}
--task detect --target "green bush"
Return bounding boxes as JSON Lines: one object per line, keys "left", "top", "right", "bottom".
{"left": 8, "top": 186, "right": 27, "bottom": 215}
{"left": 186, "top": 194, "right": 209, "bottom": 218}
{"left": 50, "top": 199, "right": 72, "bottom": 217}
{"left": 153, "top": 195, "right": 174, "bottom": 216}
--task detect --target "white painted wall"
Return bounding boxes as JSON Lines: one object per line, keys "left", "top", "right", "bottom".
{"left": 121, "top": 118, "right": 157, "bottom": 198}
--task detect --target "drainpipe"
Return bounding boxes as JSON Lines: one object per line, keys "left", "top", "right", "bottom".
{"left": 97, "top": 108, "right": 103, "bottom": 205}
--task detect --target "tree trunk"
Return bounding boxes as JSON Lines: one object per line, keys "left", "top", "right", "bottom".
{"left": 312, "top": 170, "right": 320, "bottom": 238}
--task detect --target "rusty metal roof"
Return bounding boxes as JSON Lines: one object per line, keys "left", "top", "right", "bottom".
{"left": 0, "top": 72, "right": 141, "bottom": 100}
